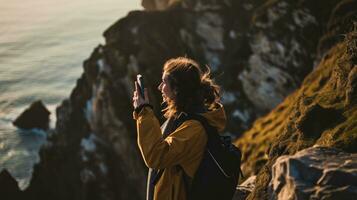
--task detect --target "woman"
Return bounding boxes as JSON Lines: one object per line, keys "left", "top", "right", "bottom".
{"left": 132, "top": 57, "right": 227, "bottom": 200}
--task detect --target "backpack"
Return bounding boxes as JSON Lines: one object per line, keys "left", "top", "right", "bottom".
{"left": 153, "top": 113, "right": 243, "bottom": 200}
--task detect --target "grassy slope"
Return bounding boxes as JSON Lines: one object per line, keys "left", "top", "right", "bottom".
{"left": 234, "top": 30, "right": 357, "bottom": 199}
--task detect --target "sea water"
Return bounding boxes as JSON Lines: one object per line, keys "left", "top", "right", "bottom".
{"left": 0, "top": 0, "right": 140, "bottom": 190}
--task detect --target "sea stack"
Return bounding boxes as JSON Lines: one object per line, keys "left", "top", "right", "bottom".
{"left": 0, "top": 169, "right": 22, "bottom": 200}
{"left": 13, "top": 100, "right": 50, "bottom": 130}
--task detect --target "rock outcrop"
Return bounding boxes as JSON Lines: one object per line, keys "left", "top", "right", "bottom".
{"left": 235, "top": 25, "right": 356, "bottom": 199}
{"left": 142, "top": 0, "right": 180, "bottom": 10}
{"left": 269, "top": 147, "right": 357, "bottom": 200}
{"left": 13, "top": 100, "right": 50, "bottom": 130}
{"left": 234, "top": 175, "right": 256, "bottom": 200}
{"left": 0, "top": 169, "right": 22, "bottom": 200}
{"left": 9, "top": 0, "right": 354, "bottom": 200}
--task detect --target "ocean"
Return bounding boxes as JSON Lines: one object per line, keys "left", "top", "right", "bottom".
{"left": 0, "top": 0, "right": 140, "bottom": 190}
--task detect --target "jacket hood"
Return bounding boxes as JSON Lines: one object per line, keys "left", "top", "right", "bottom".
{"left": 176, "top": 103, "right": 227, "bottom": 132}
{"left": 200, "top": 103, "right": 227, "bottom": 133}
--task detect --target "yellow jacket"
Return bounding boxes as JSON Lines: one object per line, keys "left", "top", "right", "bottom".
{"left": 133, "top": 103, "right": 227, "bottom": 200}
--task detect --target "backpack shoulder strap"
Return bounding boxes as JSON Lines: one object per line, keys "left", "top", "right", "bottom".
{"left": 182, "top": 113, "right": 214, "bottom": 133}
{"left": 182, "top": 113, "right": 221, "bottom": 144}
{"left": 152, "top": 113, "right": 211, "bottom": 186}
{"left": 151, "top": 114, "right": 194, "bottom": 186}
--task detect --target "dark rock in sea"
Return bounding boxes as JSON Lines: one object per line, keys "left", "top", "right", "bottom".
{"left": 269, "top": 147, "right": 357, "bottom": 200}
{"left": 13, "top": 100, "right": 50, "bottom": 130}
{"left": 0, "top": 169, "right": 22, "bottom": 200}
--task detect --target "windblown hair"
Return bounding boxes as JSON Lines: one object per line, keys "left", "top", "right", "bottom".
{"left": 162, "top": 57, "right": 221, "bottom": 118}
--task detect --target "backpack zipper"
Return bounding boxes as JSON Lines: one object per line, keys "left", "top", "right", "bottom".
{"left": 207, "top": 149, "right": 231, "bottom": 178}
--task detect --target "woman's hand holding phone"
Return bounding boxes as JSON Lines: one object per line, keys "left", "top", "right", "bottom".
{"left": 133, "top": 76, "right": 149, "bottom": 109}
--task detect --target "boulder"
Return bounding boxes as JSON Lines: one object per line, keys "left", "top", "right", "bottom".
{"left": 0, "top": 169, "right": 22, "bottom": 200}
{"left": 234, "top": 176, "right": 256, "bottom": 200}
{"left": 13, "top": 100, "right": 50, "bottom": 130}
{"left": 269, "top": 147, "right": 357, "bottom": 200}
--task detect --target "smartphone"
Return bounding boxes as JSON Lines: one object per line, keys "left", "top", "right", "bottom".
{"left": 136, "top": 74, "right": 145, "bottom": 99}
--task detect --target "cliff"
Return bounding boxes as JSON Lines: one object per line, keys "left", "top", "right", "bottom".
{"left": 3, "top": 0, "right": 355, "bottom": 200}
{"left": 235, "top": 28, "right": 357, "bottom": 199}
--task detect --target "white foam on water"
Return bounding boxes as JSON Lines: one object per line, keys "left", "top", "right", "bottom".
{"left": 0, "top": 0, "right": 141, "bottom": 191}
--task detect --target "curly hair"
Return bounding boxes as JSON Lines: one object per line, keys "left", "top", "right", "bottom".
{"left": 162, "top": 57, "right": 221, "bottom": 118}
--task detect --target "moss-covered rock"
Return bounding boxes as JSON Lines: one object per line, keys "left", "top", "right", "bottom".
{"left": 235, "top": 28, "right": 357, "bottom": 200}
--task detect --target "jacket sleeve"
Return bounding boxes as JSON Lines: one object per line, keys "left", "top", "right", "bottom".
{"left": 133, "top": 107, "right": 207, "bottom": 169}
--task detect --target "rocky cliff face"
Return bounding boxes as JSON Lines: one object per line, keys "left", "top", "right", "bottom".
{"left": 235, "top": 27, "right": 357, "bottom": 199}
{"left": 142, "top": 0, "right": 181, "bottom": 10}
{"left": 5, "top": 0, "right": 354, "bottom": 200}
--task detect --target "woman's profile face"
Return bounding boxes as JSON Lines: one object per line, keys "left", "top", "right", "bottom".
{"left": 158, "top": 72, "right": 174, "bottom": 102}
